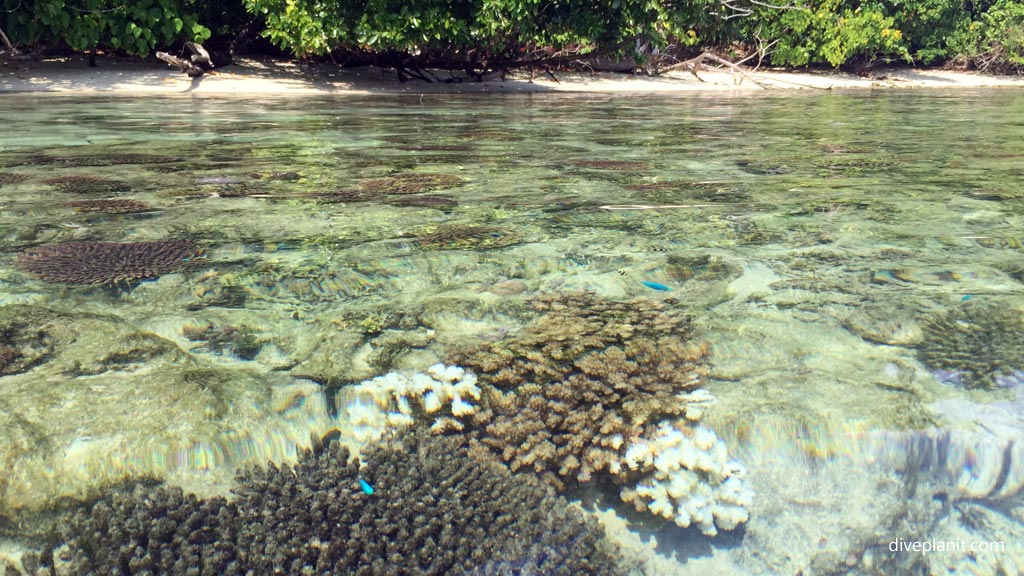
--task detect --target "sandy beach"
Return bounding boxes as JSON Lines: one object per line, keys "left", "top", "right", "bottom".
{"left": 2, "top": 54, "right": 1024, "bottom": 94}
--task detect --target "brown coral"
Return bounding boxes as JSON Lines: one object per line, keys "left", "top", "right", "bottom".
{"left": 23, "top": 153, "right": 178, "bottom": 167}
{"left": 388, "top": 195, "right": 458, "bottom": 209}
{"left": 65, "top": 199, "right": 153, "bottom": 214}
{"left": 917, "top": 301, "right": 1024, "bottom": 389}
{"left": 0, "top": 173, "right": 30, "bottom": 185}
{"left": 450, "top": 293, "right": 711, "bottom": 488}
{"left": 44, "top": 431, "right": 625, "bottom": 576}
{"left": 359, "top": 173, "right": 467, "bottom": 195}
{"left": 415, "top": 225, "right": 522, "bottom": 250}
{"left": 41, "top": 175, "right": 131, "bottom": 195}
{"left": 572, "top": 160, "right": 650, "bottom": 171}
{"left": 310, "top": 189, "right": 372, "bottom": 203}
{"left": 15, "top": 240, "right": 203, "bottom": 284}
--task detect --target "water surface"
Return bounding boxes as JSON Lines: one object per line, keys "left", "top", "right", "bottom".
{"left": 1, "top": 92, "right": 1022, "bottom": 575}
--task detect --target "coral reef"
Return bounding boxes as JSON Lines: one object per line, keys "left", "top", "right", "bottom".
{"left": 40, "top": 176, "right": 131, "bottom": 195}
{"left": 247, "top": 171, "right": 300, "bottom": 181}
{"left": 571, "top": 160, "right": 650, "bottom": 171}
{"left": 415, "top": 225, "right": 522, "bottom": 250}
{"left": 358, "top": 173, "right": 467, "bottom": 195}
{"left": 0, "top": 172, "right": 30, "bottom": 185}
{"left": 22, "top": 153, "right": 178, "bottom": 167}
{"left": 0, "top": 306, "right": 60, "bottom": 375}
{"left": 65, "top": 199, "right": 153, "bottom": 214}
{"left": 311, "top": 190, "right": 372, "bottom": 203}
{"left": 736, "top": 157, "right": 791, "bottom": 175}
{"left": 182, "top": 322, "right": 265, "bottom": 361}
{"left": 333, "top": 363, "right": 483, "bottom": 449}
{"left": 450, "top": 293, "right": 713, "bottom": 488}
{"left": 388, "top": 195, "right": 458, "bottom": 209}
{"left": 917, "top": 301, "right": 1024, "bottom": 389}
{"left": 15, "top": 240, "right": 203, "bottom": 285}
{"left": 453, "top": 292, "right": 703, "bottom": 391}
{"left": 621, "top": 419, "right": 753, "bottom": 536}
{"left": 471, "top": 336, "right": 711, "bottom": 488}
{"left": 38, "top": 432, "right": 623, "bottom": 576}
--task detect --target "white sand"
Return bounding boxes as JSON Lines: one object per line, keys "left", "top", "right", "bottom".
{"left": 2, "top": 55, "right": 1023, "bottom": 94}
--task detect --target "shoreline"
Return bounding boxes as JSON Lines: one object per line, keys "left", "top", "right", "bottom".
{"left": 3, "top": 55, "right": 1024, "bottom": 95}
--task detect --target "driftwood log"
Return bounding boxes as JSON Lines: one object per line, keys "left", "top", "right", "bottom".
{"left": 156, "top": 42, "right": 216, "bottom": 77}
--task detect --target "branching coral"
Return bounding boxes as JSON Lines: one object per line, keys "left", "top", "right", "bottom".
{"left": 358, "top": 173, "right": 467, "bottom": 195}
{"left": 0, "top": 172, "right": 30, "bottom": 185}
{"left": 40, "top": 176, "right": 131, "bottom": 195}
{"left": 333, "top": 363, "right": 483, "bottom": 450}
{"left": 571, "top": 160, "right": 650, "bottom": 171}
{"left": 15, "top": 240, "right": 203, "bottom": 284}
{"left": 415, "top": 225, "right": 522, "bottom": 250}
{"left": 65, "top": 199, "right": 153, "bottom": 214}
{"left": 450, "top": 293, "right": 712, "bottom": 488}
{"left": 453, "top": 292, "right": 701, "bottom": 390}
{"left": 474, "top": 337, "right": 711, "bottom": 488}
{"left": 388, "top": 195, "right": 458, "bottom": 209}
{"left": 621, "top": 419, "right": 752, "bottom": 536}
{"left": 917, "top": 301, "right": 1024, "bottom": 389}
{"left": 40, "top": 432, "right": 625, "bottom": 576}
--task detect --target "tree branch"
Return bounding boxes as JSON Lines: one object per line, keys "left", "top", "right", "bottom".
{"left": 0, "top": 24, "right": 20, "bottom": 56}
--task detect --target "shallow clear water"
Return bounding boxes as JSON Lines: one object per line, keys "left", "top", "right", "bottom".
{"left": 1, "top": 92, "right": 1023, "bottom": 575}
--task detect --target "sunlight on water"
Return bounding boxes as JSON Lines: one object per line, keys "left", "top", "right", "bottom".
{"left": 0, "top": 91, "right": 1022, "bottom": 575}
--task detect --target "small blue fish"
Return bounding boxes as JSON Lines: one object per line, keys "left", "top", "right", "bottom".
{"left": 358, "top": 478, "right": 374, "bottom": 495}
{"left": 641, "top": 280, "right": 671, "bottom": 291}
{"left": 961, "top": 294, "right": 971, "bottom": 302}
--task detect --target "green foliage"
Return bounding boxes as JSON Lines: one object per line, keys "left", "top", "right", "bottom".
{"left": 881, "top": 0, "right": 967, "bottom": 63}
{"left": 243, "top": 0, "right": 729, "bottom": 64}
{"left": 3, "top": 0, "right": 1023, "bottom": 73}
{"left": 755, "top": 0, "right": 911, "bottom": 66}
{"left": 949, "top": 0, "right": 1024, "bottom": 71}
{"left": 0, "top": 0, "right": 210, "bottom": 56}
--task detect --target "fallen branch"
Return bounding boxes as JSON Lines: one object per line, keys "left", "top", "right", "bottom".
{"left": 156, "top": 42, "right": 217, "bottom": 77}
{"left": 662, "top": 50, "right": 832, "bottom": 90}
{"left": 0, "top": 25, "right": 20, "bottom": 56}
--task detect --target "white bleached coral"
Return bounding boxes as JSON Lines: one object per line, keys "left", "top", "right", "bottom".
{"left": 621, "top": 419, "right": 753, "bottom": 536}
{"left": 333, "top": 363, "right": 481, "bottom": 452}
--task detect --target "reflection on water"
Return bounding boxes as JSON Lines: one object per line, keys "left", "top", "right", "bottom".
{"left": 1, "top": 92, "right": 1023, "bottom": 575}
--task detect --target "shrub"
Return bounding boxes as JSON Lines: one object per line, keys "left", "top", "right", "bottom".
{"left": 949, "top": 0, "right": 1024, "bottom": 71}
{"left": 0, "top": 0, "right": 210, "bottom": 56}
{"left": 754, "top": 0, "right": 912, "bottom": 66}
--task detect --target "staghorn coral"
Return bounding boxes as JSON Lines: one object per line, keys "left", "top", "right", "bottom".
{"left": 65, "top": 199, "right": 152, "bottom": 214}
{"left": 39, "top": 432, "right": 624, "bottom": 576}
{"left": 450, "top": 293, "right": 712, "bottom": 488}
{"left": 40, "top": 176, "right": 131, "bottom": 195}
{"left": 15, "top": 240, "right": 203, "bottom": 285}
{"left": 917, "top": 301, "right": 1024, "bottom": 389}
{"left": 415, "top": 225, "right": 522, "bottom": 250}
{"left": 358, "top": 173, "right": 467, "bottom": 195}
